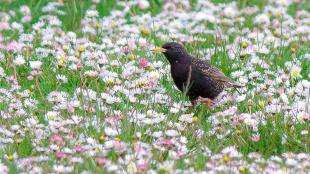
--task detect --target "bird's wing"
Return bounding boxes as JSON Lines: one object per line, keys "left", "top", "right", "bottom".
{"left": 191, "top": 58, "right": 243, "bottom": 87}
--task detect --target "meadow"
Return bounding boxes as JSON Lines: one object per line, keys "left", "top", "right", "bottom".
{"left": 0, "top": 0, "right": 309, "bottom": 173}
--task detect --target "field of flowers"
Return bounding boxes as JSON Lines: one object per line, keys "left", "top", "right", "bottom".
{"left": 0, "top": 0, "right": 309, "bottom": 173}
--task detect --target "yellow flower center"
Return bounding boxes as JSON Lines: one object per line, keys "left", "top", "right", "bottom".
{"left": 106, "top": 79, "right": 114, "bottom": 85}
{"left": 151, "top": 73, "right": 158, "bottom": 79}
{"left": 78, "top": 45, "right": 85, "bottom": 52}
{"left": 99, "top": 135, "right": 104, "bottom": 141}
{"left": 292, "top": 70, "right": 299, "bottom": 77}
{"left": 58, "top": 60, "right": 64, "bottom": 66}
{"left": 239, "top": 165, "right": 247, "bottom": 172}
{"left": 148, "top": 65, "right": 155, "bottom": 70}
{"left": 275, "top": 11, "right": 282, "bottom": 17}
{"left": 259, "top": 101, "right": 265, "bottom": 108}
{"left": 95, "top": 148, "right": 100, "bottom": 153}
{"left": 241, "top": 42, "right": 248, "bottom": 48}
{"left": 110, "top": 21, "right": 117, "bottom": 27}
{"left": 128, "top": 164, "right": 134, "bottom": 172}
{"left": 297, "top": 114, "right": 304, "bottom": 121}
{"left": 49, "top": 114, "right": 55, "bottom": 120}
{"left": 129, "top": 53, "right": 135, "bottom": 60}
{"left": 223, "top": 155, "right": 229, "bottom": 162}
{"left": 59, "top": 56, "right": 66, "bottom": 61}
{"left": 193, "top": 116, "right": 198, "bottom": 122}
{"left": 140, "top": 26, "right": 150, "bottom": 35}
{"left": 290, "top": 47, "right": 296, "bottom": 53}
{"left": 7, "top": 155, "right": 13, "bottom": 161}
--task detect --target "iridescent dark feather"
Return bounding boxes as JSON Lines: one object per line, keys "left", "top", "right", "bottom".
{"left": 191, "top": 58, "right": 243, "bottom": 88}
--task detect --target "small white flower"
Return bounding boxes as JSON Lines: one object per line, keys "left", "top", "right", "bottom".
{"left": 149, "top": 71, "right": 160, "bottom": 79}
{"left": 129, "top": 95, "right": 137, "bottom": 103}
{"left": 29, "top": 60, "right": 42, "bottom": 69}
{"left": 56, "top": 75, "right": 68, "bottom": 84}
{"left": 92, "top": 0, "right": 99, "bottom": 4}
{"left": 70, "top": 157, "right": 84, "bottom": 163}
{"left": 297, "top": 112, "right": 305, "bottom": 122}
{"left": 287, "top": 88, "right": 294, "bottom": 96}
{"left": 280, "top": 93, "right": 289, "bottom": 104}
{"left": 179, "top": 114, "right": 194, "bottom": 123}
{"left": 4, "top": 152, "right": 18, "bottom": 161}
{"left": 165, "top": 130, "right": 179, "bottom": 137}
{"left": 286, "top": 159, "right": 298, "bottom": 166}
{"left": 127, "top": 162, "right": 137, "bottom": 173}
{"left": 304, "top": 54, "right": 310, "bottom": 60}
{"left": 301, "top": 130, "right": 308, "bottom": 135}
{"left": 19, "top": 5, "right": 31, "bottom": 15}
{"left": 152, "top": 131, "right": 163, "bottom": 138}
{"left": 238, "top": 77, "right": 248, "bottom": 84}
{"left": 290, "top": 65, "right": 301, "bottom": 78}
{"left": 195, "top": 12, "right": 215, "bottom": 22}
{"left": 106, "top": 164, "right": 119, "bottom": 172}
{"left": 53, "top": 165, "right": 74, "bottom": 173}
{"left": 104, "top": 127, "right": 119, "bottom": 136}
{"left": 180, "top": 136, "right": 188, "bottom": 144}
{"left": 13, "top": 55, "right": 25, "bottom": 66}
{"left": 255, "top": 13, "right": 270, "bottom": 24}
{"left": 86, "top": 10, "right": 98, "bottom": 18}
{"left": 0, "top": 162, "right": 8, "bottom": 174}
{"left": 45, "top": 111, "right": 59, "bottom": 121}
{"left": 169, "top": 107, "right": 179, "bottom": 114}
{"left": 223, "top": 7, "right": 237, "bottom": 18}
{"left": 0, "top": 67, "right": 5, "bottom": 77}
{"left": 104, "top": 140, "right": 114, "bottom": 148}
{"left": 11, "top": 125, "right": 20, "bottom": 131}
{"left": 244, "top": 117, "right": 255, "bottom": 126}
{"left": 236, "top": 94, "right": 246, "bottom": 102}
{"left": 86, "top": 137, "right": 96, "bottom": 144}
{"left": 84, "top": 70, "right": 98, "bottom": 78}
{"left": 301, "top": 80, "right": 309, "bottom": 88}
{"left": 138, "top": 0, "right": 150, "bottom": 10}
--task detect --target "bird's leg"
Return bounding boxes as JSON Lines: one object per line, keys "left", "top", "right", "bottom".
{"left": 198, "top": 97, "right": 216, "bottom": 109}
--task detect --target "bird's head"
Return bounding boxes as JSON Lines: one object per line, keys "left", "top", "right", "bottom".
{"left": 151, "top": 42, "right": 188, "bottom": 63}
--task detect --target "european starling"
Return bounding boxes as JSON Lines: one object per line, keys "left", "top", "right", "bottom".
{"left": 151, "top": 42, "right": 243, "bottom": 108}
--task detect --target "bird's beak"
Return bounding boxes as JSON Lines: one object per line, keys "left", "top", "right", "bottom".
{"left": 151, "top": 47, "right": 167, "bottom": 53}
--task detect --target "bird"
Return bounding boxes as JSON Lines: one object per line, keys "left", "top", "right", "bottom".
{"left": 151, "top": 42, "right": 243, "bottom": 108}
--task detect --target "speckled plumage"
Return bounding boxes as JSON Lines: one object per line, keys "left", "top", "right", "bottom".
{"left": 159, "top": 42, "right": 242, "bottom": 106}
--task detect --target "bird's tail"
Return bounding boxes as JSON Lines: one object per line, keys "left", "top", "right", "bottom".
{"left": 227, "top": 82, "right": 245, "bottom": 95}
{"left": 227, "top": 82, "right": 245, "bottom": 88}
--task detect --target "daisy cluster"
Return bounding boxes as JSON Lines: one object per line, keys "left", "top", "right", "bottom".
{"left": 0, "top": 0, "right": 309, "bottom": 173}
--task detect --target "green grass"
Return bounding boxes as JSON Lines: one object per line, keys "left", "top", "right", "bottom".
{"left": 0, "top": 0, "right": 309, "bottom": 173}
